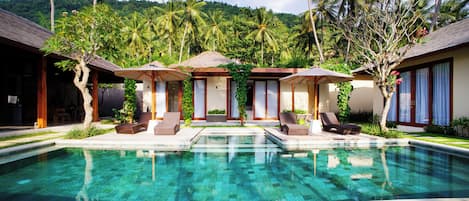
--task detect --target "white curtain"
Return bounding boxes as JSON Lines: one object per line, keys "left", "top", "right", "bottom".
{"left": 230, "top": 81, "right": 239, "bottom": 118}
{"left": 399, "top": 72, "right": 411, "bottom": 123}
{"left": 416, "top": 68, "right": 429, "bottom": 124}
{"left": 254, "top": 81, "right": 266, "bottom": 118}
{"left": 433, "top": 62, "right": 450, "bottom": 125}
{"left": 266, "top": 80, "right": 278, "bottom": 119}
{"left": 156, "top": 81, "right": 166, "bottom": 118}
{"left": 193, "top": 80, "right": 205, "bottom": 118}
{"left": 387, "top": 90, "right": 397, "bottom": 121}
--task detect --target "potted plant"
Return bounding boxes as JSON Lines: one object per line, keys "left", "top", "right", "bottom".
{"left": 207, "top": 109, "right": 227, "bottom": 122}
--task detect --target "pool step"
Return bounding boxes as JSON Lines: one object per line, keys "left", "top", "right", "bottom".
{"left": 200, "top": 127, "right": 266, "bottom": 135}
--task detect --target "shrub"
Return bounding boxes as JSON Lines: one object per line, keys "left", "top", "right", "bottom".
{"left": 360, "top": 123, "right": 404, "bottom": 138}
{"left": 282, "top": 109, "right": 307, "bottom": 114}
{"left": 208, "top": 109, "right": 226, "bottom": 114}
{"left": 452, "top": 117, "right": 469, "bottom": 136}
{"left": 66, "top": 126, "right": 113, "bottom": 139}
{"left": 349, "top": 112, "right": 373, "bottom": 123}
{"left": 424, "top": 124, "right": 455, "bottom": 135}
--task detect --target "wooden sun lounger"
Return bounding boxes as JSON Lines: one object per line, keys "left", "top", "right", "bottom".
{"left": 154, "top": 112, "right": 180, "bottom": 135}
{"left": 279, "top": 112, "right": 308, "bottom": 135}
{"left": 320, "top": 112, "right": 361, "bottom": 135}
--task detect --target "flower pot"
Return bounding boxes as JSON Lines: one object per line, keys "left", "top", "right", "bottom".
{"left": 206, "top": 114, "right": 227, "bottom": 122}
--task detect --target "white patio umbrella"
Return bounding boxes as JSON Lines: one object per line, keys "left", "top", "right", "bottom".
{"left": 114, "top": 61, "right": 189, "bottom": 120}
{"left": 280, "top": 66, "right": 353, "bottom": 120}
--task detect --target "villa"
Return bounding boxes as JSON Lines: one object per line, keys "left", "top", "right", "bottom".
{"left": 354, "top": 18, "right": 469, "bottom": 132}
{"left": 0, "top": 9, "right": 122, "bottom": 129}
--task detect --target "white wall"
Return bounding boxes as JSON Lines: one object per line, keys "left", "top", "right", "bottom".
{"left": 206, "top": 76, "right": 227, "bottom": 113}
{"left": 328, "top": 80, "right": 374, "bottom": 113}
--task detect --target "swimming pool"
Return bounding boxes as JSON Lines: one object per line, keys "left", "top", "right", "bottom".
{"left": 1, "top": 144, "right": 468, "bottom": 200}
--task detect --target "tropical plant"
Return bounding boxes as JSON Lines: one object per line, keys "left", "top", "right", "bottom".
{"left": 246, "top": 8, "right": 279, "bottom": 65}
{"left": 204, "top": 10, "right": 227, "bottom": 51}
{"left": 122, "top": 79, "right": 137, "bottom": 124}
{"left": 224, "top": 63, "right": 254, "bottom": 126}
{"left": 121, "top": 12, "right": 153, "bottom": 65}
{"left": 42, "top": 5, "right": 120, "bottom": 129}
{"left": 178, "top": 0, "right": 207, "bottom": 63}
{"left": 153, "top": 2, "right": 183, "bottom": 57}
{"left": 182, "top": 75, "right": 194, "bottom": 126}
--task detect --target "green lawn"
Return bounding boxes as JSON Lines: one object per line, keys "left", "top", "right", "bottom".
{"left": 0, "top": 131, "right": 61, "bottom": 149}
{"left": 403, "top": 132, "right": 469, "bottom": 149}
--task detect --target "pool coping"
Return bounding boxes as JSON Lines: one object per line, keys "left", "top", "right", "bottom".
{"left": 409, "top": 139, "right": 469, "bottom": 158}
{"left": 264, "top": 128, "right": 410, "bottom": 151}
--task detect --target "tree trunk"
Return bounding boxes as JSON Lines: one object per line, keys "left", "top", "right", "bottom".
{"left": 260, "top": 39, "right": 264, "bottom": 65}
{"left": 431, "top": 0, "right": 441, "bottom": 32}
{"left": 75, "top": 59, "right": 94, "bottom": 129}
{"left": 50, "top": 0, "right": 54, "bottom": 32}
{"left": 307, "top": 0, "right": 324, "bottom": 63}
{"left": 379, "top": 85, "right": 393, "bottom": 133}
{"left": 93, "top": 0, "right": 97, "bottom": 6}
{"left": 345, "top": 39, "right": 351, "bottom": 63}
{"left": 178, "top": 23, "right": 188, "bottom": 63}
{"left": 76, "top": 149, "right": 93, "bottom": 201}
{"left": 168, "top": 39, "right": 172, "bottom": 57}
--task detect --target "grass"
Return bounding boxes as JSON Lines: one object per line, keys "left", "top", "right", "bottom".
{"left": 358, "top": 123, "right": 405, "bottom": 138}
{"left": 403, "top": 132, "right": 469, "bottom": 149}
{"left": 66, "top": 127, "right": 114, "bottom": 139}
{"left": 0, "top": 131, "right": 58, "bottom": 141}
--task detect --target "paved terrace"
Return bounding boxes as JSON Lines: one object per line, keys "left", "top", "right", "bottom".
{"left": 265, "top": 128, "right": 409, "bottom": 151}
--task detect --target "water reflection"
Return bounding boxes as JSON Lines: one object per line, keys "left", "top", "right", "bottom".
{"left": 76, "top": 149, "right": 93, "bottom": 201}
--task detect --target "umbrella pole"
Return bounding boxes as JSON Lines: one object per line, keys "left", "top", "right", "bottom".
{"left": 151, "top": 74, "right": 156, "bottom": 120}
{"left": 313, "top": 80, "right": 319, "bottom": 120}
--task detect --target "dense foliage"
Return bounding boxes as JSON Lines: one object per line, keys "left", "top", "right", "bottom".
{"left": 322, "top": 60, "right": 353, "bottom": 123}
{"left": 5, "top": 0, "right": 468, "bottom": 68}
{"left": 224, "top": 63, "right": 254, "bottom": 126}
{"left": 182, "top": 75, "right": 194, "bottom": 126}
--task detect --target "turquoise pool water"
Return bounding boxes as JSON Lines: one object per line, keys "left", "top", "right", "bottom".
{"left": 1, "top": 145, "right": 469, "bottom": 200}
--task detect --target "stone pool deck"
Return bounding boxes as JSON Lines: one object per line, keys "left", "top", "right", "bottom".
{"left": 55, "top": 128, "right": 203, "bottom": 151}
{"left": 264, "top": 128, "right": 409, "bottom": 151}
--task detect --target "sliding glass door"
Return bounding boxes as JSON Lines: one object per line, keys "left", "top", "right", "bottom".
{"left": 156, "top": 81, "right": 166, "bottom": 118}
{"left": 388, "top": 60, "right": 451, "bottom": 126}
{"left": 193, "top": 79, "right": 206, "bottom": 119}
{"left": 254, "top": 80, "right": 279, "bottom": 120}
{"left": 230, "top": 80, "right": 239, "bottom": 118}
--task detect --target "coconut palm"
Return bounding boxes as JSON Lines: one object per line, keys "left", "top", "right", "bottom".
{"left": 307, "top": 0, "right": 324, "bottom": 63}
{"left": 437, "top": 0, "right": 469, "bottom": 27}
{"left": 153, "top": 2, "right": 183, "bottom": 57}
{"left": 246, "top": 8, "right": 279, "bottom": 65}
{"left": 178, "top": 0, "right": 207, "bottom": 63}
{"left": 121, "top": 12, "right": 153, "bottom": 65}
{"left": 50, "top": 0, "right": 54, "bottom": 32}
{"left": 204, "top": 10, "right": 227, "bottom": 51}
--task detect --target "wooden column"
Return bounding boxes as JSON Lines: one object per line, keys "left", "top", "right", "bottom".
{"left": 151, "top": 75, "right": 156, "bottom": 120}
{"left": 291, "top": 83, "right": 295, "bottom": 112}
{"left": 37, "top": 57, "right": 47, "bottom": 128}
{"left": 313, "top": 80, "right": 319, "bottom": 120}
{"left": 92, "top": 71, "right": 99, "bottom": 122}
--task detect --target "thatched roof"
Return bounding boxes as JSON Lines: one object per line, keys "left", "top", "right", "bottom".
{"left": 404, "top": 18, "right": 469, "bottom": 59}
{"left": 169, "top": 51, "right": 237, "bottom": 68}
{"left": 0, "top": 8, "right": 121, "bottom": 72}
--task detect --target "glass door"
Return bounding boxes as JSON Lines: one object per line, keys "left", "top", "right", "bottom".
{"left": 167, "top": 81, "right": 181, "bottom": 113}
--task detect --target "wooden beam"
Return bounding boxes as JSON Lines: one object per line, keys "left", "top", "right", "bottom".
{"left": 151, "top": 75, "right": 156, "bottom": 120}
{"left": 92, "top": 71, "right": 99, "bottom": 122}
{"left": 291, "top": 83, "right": 295, "bottom": 112}
{"left": 36, "top": 56, "right": 47, "bottom": 128}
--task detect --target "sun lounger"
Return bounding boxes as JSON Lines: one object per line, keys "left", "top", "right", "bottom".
{"left": 115, "top": 112, "right": 153, "bottom": 134}
{"left": 279, "top": 112, "right": 308, "bottom": 135}
{"left": 154, "top": 112, "right": 180, "bottom": 135}
{"left": 320, "top": 112, "right": 361, "bottom": 135}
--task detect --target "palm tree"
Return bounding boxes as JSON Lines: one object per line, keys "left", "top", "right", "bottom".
{"left": 246, "top": 8, "right": 279, "bottom": 65}
{"left": 154, "top": 2, "right": 183, "bottom": 57}
{"left": 437, "top": 0, "right": 469, "bottom": 27}
{"left": 307, "top": 0, "right": 324, "bottom": 63}
{"left": 121, "top": 12, "right": 152, "bottom": 65}
{"left": 50, "top": 0, "right": 54, "bottom": 32}
{"left": 431, "top": 0, "right": 442, "bottom": 31}
{"left": 178, "top": 0, "right": 207, "bottom": 63}
{"left": 204, "top": 11, "right": 227, "bottom": 51}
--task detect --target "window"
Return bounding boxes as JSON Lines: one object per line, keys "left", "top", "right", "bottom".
{"left": 388, "top": 60, "right": 451, "bottom": 126}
